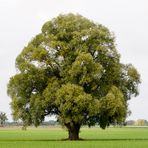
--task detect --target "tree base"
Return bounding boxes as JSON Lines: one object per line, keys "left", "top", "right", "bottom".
{"left": 62, "top": 138, "right": 84, "bottom": 141}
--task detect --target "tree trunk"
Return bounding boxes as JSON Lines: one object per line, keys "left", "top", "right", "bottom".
{"left": 66, "top": 123, "right": 80, "bottom": 140}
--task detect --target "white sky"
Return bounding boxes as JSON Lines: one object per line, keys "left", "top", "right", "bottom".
{"left": 0, "top": 0, "right": 148, "bottom": 121}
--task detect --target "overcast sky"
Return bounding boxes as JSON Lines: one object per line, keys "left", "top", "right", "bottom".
{"left": 0, "top": 0, "right": 147, "bottom": 121}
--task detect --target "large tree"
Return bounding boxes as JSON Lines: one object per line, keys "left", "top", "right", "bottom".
{"left": 7, "top": 14, "right": 140, "bottom": 140}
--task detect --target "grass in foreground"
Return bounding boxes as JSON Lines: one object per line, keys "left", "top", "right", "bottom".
{"left": 0, "top": 127, "right": 148, "bottom": 148}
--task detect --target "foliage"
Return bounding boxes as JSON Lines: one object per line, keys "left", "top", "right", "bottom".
{"left": 7, "top": 14, "right": 140, "bottom": 140}
{"left": 135, "top": 119, "right": 147, "bottom": 126}
{"left": 0, "top": 112, "right": 8, "bottom": 126}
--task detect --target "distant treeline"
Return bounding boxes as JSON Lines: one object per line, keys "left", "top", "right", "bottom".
{"left": 126, "top": 119, "right": 148, "bottom": 126}
{"left": 2, "top": 119, "right": 148, "bottom": 127}
{"left": 4, "top": 120, "right": 59, "bottom": 127}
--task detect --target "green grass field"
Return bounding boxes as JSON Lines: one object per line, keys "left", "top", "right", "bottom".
{"left": 0, "top": 127, "right": 148, "bottom": 148}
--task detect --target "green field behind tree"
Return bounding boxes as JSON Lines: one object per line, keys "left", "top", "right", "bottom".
{"left": 0, "top": 127, "right": 148, "bottom": 148}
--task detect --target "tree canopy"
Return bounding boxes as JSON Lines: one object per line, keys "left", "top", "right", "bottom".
{"left": 7, "top": 14, "right": 140, "bottom": 140}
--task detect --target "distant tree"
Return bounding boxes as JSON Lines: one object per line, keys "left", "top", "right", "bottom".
{"left": 0, "top": 112, "right": 8, "bottom": 127}
{"left": 48, "top": 120, "right": 57, "bottom": 126}
{"left": 7, "top": 14, "right": 140, "bottom": 140}
{"left": 136, "top": 119, "right": 146, "bottom": 126}
{"left": 126, "top": 120, "right": 135, "bottom": 126}
{"left": 145, "top": 120, "right": 148, "bottom": 126}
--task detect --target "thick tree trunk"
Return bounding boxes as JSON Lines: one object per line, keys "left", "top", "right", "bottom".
{"left": 66, "top": 123, "right": 80, "bottom": 140}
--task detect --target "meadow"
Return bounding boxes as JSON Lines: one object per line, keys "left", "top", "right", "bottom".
{"left": 0, "top": 126, "right": 148, "bottom": 148}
